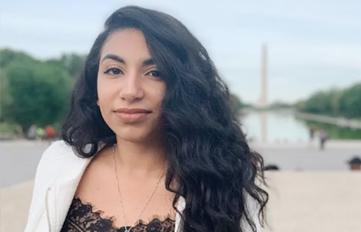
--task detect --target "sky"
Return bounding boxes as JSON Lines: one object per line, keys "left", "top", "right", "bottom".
{"left": 1, "top": 0, "right": 360, "bottom": 104}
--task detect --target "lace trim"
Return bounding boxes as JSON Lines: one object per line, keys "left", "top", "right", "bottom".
{"left": 61, "top": 197, "right": 175, "bottom": 232}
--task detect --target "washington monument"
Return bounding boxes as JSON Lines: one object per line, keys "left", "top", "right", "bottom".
{"left": 259, "top": 43, "right": 268, "bottom": 108}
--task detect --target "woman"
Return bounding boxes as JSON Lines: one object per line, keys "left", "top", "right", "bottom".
{"left": 25, "top": 6, "right": 268, "bottom": 232}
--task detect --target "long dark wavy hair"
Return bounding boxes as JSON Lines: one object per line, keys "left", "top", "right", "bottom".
{"left": 61, "top": 5, "right": 268, "bottom": 232}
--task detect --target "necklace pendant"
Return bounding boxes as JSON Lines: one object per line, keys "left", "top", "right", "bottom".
{"left": 124, "top": 226, "right": 132, "bottom": 232}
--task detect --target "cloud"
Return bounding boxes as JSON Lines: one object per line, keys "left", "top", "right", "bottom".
{"left": 1, "top": 0, "right": 360, "bottom": 103}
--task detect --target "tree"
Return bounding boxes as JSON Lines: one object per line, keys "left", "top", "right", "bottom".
{"left": 229, "top": 93, "right": 244, "bottom": 115}
{"left": 0, "top": 48, "right": 36, "bottom": 68}
{"left": 295, "top": 83, "right": 361, "bottom": 119}
{"left": 0, "top": 70, "right": 8, "bottom": 122}
{"left": 3, "top": 61, "right": 71, "bottom": 133}
{"left": 46, "top": 53, "right": 85, "bottom": 78}
{"left": 301, "top": 89, "right": 342, "bottom": 116}
{"left": 339, "top": 83, "right": 361, "bottom": 118}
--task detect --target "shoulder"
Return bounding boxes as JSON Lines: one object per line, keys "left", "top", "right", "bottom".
{"left": 35, "top": 140, "right": 77, "bottom": 179}
{"left": 38, "top": 140, "right": 77, "bottom": 163}
{"left": 25, "top": 140, "right": 90, "bottom": 231}
{"left": 35, "top": 140, "right": 94, "bottom": 184}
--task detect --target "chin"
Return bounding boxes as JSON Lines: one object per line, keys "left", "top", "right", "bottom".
{"left": 120, "top": 135, "right": 148, "bottom": 143}
{"left": 111, "top": 119, "right": 163, "bottom": 143}
{"left": 115, "top": 129, "right": 155, "bottom": 143}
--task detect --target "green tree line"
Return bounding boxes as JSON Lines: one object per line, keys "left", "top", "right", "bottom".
{"left": 0, "top": 48, "right": 245, "bottom": 136}
{"left": 295, "top": 83, "right": 361, "bottom": 119}
{"left": 0, "top": 48, "right": 85, "bottom": 134}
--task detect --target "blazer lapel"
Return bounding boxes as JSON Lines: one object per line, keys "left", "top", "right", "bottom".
{"left": 46, "top": 155, "right": 93, "bottom": 232}
{"left": 45, "top": 142, "right": 186, "bottom": 232}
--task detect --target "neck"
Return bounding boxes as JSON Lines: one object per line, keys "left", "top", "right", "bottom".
{"left": 113, "top": 135, "right": 167, "bottom": 177}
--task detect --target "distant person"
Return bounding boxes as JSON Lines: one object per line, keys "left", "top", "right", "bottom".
{"left": 26, "top": 124, "right": 37, "bottom": 140}
{"left": 319, "top": 129, "right": 328, "bottom": 150}
{"left": 24, "top": 6, "right": 268, "bottom": 232}
{"left": 45, "top": 125, "right": 56, "bottom": 140}
{"left": 309, "top": 126, "right": 316, "bottom": 141}
{"left": 348, "top": 156, "right": 361, "bottom": 171}
{"left": 264, "top": 164, "right": 280, "bottom": 171}
{"left": 35, "top": 127, "right": 45, "bottom": 140}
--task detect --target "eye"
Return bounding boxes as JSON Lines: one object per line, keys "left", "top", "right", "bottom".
{"left": 104, "top": 67, "right": 123, "bottom": 76}
{"left": 146, "top": 70, "right": 161, "bottom": 78}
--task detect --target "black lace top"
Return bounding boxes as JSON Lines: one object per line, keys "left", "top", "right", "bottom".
{"left": 60, "top": 197, "right": 175, "bottom": 232}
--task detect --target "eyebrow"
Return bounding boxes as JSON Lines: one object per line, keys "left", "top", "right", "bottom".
{"left": 101, "top": 54, "right": 155, "bottom": 66}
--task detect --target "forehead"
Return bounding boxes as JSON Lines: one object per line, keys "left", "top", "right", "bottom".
{"left": 100, "top": 28, "right": 151, "bottom": 61}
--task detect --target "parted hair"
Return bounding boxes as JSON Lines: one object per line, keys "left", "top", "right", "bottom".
{"left": 61, "top": 6, "right": 268, "bottom": 232}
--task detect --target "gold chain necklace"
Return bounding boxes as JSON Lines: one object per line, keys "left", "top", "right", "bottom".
{"left": 112, "top": 144, "right": 165, "bottom": 232}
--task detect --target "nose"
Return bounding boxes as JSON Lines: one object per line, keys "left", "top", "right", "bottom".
{"left": 119, "top": 72, "right": 144, "bottom": 102}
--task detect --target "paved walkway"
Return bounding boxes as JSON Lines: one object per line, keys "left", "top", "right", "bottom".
{"left": 1, "top": 140, "right": 360, "bottom": 187}
{"left": 264, "top": 171, "right": 361, "bottom": 232}
{"left": 1, "top": 140, "right": 361, "bottom": 231}
{"left": 1, "top": 172, "right": 361, "bottom": 232}
{"left": 0, "top": 140, "right": 50, "bottom": 187}
{"left": 253, "top": 140, "right": 361, "bottom": 171}
{"left": 0, "top": 180, "right": 33, "bottom": 232}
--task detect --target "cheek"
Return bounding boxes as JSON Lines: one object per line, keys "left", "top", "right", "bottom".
{"left": 151, "top": 92, "right": 166, "bottom": 112}
{"left": 159, "top": 88, "right": 166, "bottom": 107}
{"left": 97, "top": 78, "right": 113, "bottom": 105}
{"left": 150, "top": 84, "right": 166, "bottom": 105}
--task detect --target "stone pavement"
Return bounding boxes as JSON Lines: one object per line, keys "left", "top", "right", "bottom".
{"left": 264, "top": 171, "right": 361, "bottom": 232}
{"left": 253, "top": 140, "right": 361, "bottom": 171}
{"left": 0, "top": 180, "right": 33, "bottom": 232}
{"left": 1, "top": 140, "right": 361, "bottom": 231}
{"left": 1, "top": 139, "right": 360, "bottom": 188}
{"left": 0, "top": 140, "right": 50, "bottom": 188}
{"left": 1, "top": 172, "right": 361, "bottom": 232}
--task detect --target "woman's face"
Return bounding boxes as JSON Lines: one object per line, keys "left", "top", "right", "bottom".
{"left": 97, "top": 28, "right": 166, "bottom": 143}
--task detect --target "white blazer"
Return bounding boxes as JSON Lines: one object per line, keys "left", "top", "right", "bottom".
{"left": 24, "top": 140, "right": 262, "bottom": 232}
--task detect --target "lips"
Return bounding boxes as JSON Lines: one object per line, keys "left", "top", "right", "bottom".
{"left": 114, "top": 108, "right": 152, "bottom": 114}
{"left": 113, "top": 108, "right": 152, "bottom": 123}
